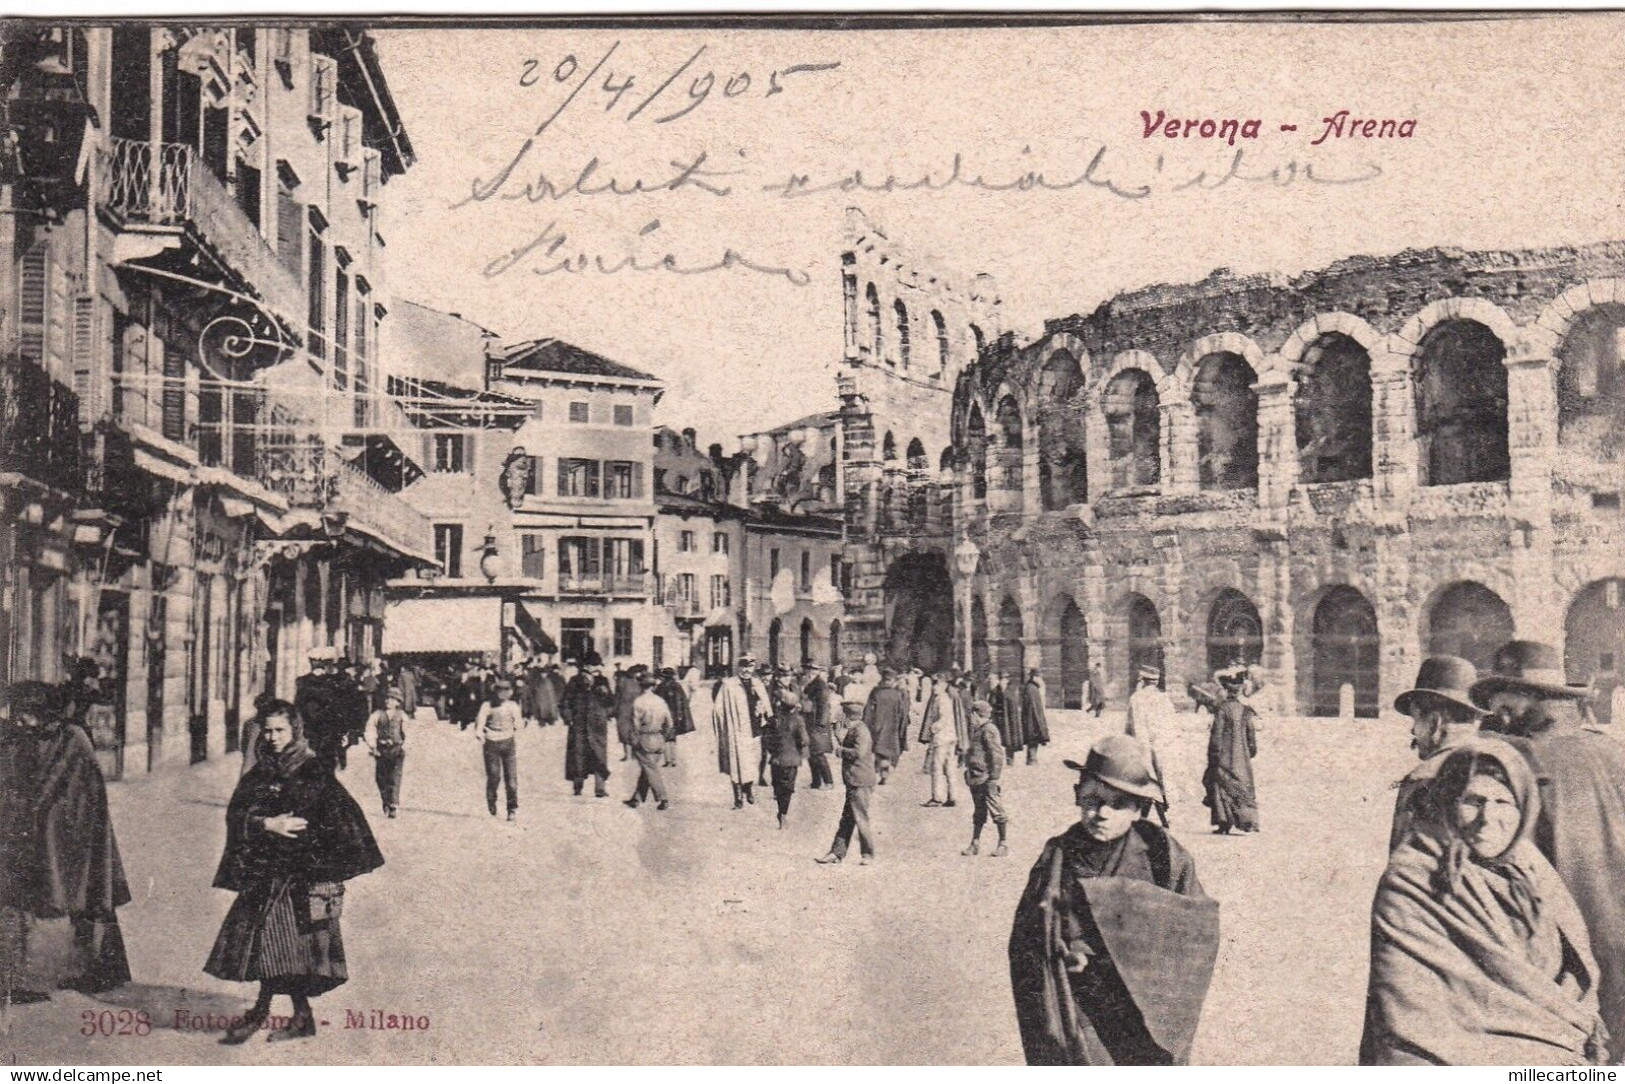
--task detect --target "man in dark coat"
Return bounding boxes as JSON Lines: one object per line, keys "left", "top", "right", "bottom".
{"left": 862, "top": 669, "right": 911, "bottom": 785}
{"left": 614, "top": 665, "right": 644, "bottom": 762}
{"left": 1020, "top": 668, "right": 1050, "bottom": 764}
{"left": 0, "top": 682, "right": 131, "bottom": 1000}
{"left": 1202, "top": 671, "right": 1259, "bottom": 834}
{"left": 1085, "top": 663, "right": 1107, "bottom": 717}
{"left": 1010, "top": 735, "right": 1218, "bottom": 1065}
{"left": 962, "top": 699, "right": 1008, "bottom": 857}
{"left": 1472, "top": 640, "right": 1625, "bottom": 1063}
{"left": 1388, "top": 655, "right": 1487, "bottom": 851}
{"left": 1001, "top": 673, "right": 1027, "bottom": 766}
{"left": 563, "top": 653, "right": 616, "bottom": 797}
{"left": 295, "top": 648, "right": 366, "bottom": 774}
{"left": 653, "top": 667, "right": 694, "bottom": 767}
{"left": 765, "top": 677, "right": 809, "bottom": 829}
{"left": 801, "top": 663, "right": 834, "bottom": 789}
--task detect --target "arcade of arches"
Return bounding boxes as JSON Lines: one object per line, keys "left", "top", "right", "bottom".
{"left": 882, "top": 552, "right": 954, "bottom": 674}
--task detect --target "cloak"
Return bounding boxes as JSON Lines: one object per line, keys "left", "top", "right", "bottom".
{"left": 524, "top": 670, "right": 559, "bottom": 724}
{"left": 802, "top": 676, "right": 833, "bottom": 756}
{"left": 397, "top": 667, "right": 419, "bottom": 717}
{"left": 1202, "top": 699, "right": 1258, "bottom": 830}
{"left": 712, "top": 677, "right": 755, "bottom": 785}
{"left": 295, "top": 673, "right": 367, "bottom": 758}
{"left": 1020, "top": 680, "right": 1050, "bottom": 747}
{"left": 655, "top": 677, "right": 695, "bottom": 737}
{"left": 562, "top": 674, "right": 615, "bottom": 781}
{"left": 1009, "top": 821, "right": 1218, "bottom": 1065}
{"left": 863, "top": 685, "right": 911, "bottom": 762}
{"left": 1002, "top": 683, "right": 1026, "bottom": 751}
{"left": 1514, "top": 725, "right": 1625, "bottom": 1062}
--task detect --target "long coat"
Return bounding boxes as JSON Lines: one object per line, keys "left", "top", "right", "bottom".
{"left": 863, "top": 685, "right": 911, "bottom": 763}
{"left": 1020, "top": 679, "right": 1050, "bottom": 748}
{"left": 614, "top": 674, "right": 642, "bottom": 746}
{"left": 562, "top": 674, "right": 615, "bottom": 781}
{"left": 1001, "top": 682, "right": 1027, "bottom": 752}
{"left": 802, "top": 676, "right": 834, "bottom": 756}
{"left": 1203, "top": 699, "right": 1258, "bottom": 830}
{"left": 397, "top": 667, "right": 419, "bottom": 717}
{"left": 654, "top": 677, "right": 695, "bottom": 737}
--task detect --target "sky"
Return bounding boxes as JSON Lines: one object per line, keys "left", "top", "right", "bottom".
{"left": 372, "top": 14, "right": 1625, "bottom": 444}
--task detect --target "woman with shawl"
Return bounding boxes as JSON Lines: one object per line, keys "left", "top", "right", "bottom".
{"left": 205, "top": 700, "right": 383, "bottom": 1044}
{"left": 1359, "top": 737, "right": 1608, "bottom": 1065}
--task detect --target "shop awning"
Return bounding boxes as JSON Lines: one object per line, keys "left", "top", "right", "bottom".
{"left": 704, "top": 607, "right": 733, "bottom": 628}
{"left": 511, "top": 600, "right": 557, "bottom": 655}
{"left": 383, "top": 596, "right": 503, "bottom": 655}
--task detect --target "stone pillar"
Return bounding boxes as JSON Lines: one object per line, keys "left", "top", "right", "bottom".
{"left": 1022, "top": 436, "right": 1041, "bottom": 517}
{"left": 1155, "top": 529, "right": 1186, "bottom": 687}
{"left": 1085, "top": 404, "right": 1112, "bottom": 500}
{"left": 1254, "top": 360, "right": 1297, "bottom": 519}
{"left": 1259, "top": 538, "right": 1295, "bottom": 717}
{"left": 1372, "top": 522, "right": 1413, "bottom": 722}
{"left": 1505, "top": 352, "right": 1561, "bottom": 641}
{"left": 1370, "top": 339, "right": 1419, "bottom": 507}
{"left": 1081, "top": 558, "right": 1110, "bottom": 693}
{"left": 124, "top": 564, "right": 151, "bottom": 772}
{"left": 1162, "top": 397, "right": 1198, "bottom": 495}
{"left": 1017, "top": 570, "right": 1041, "bottom": 679}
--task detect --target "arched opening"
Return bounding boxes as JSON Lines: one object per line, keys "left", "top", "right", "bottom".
{"left": 938, "top": 446, "right": 954, "bottom": 472}
{"left": 866, "top": 283, "right": 883, "bottom": 362}
{"left": 906, "top": 438, "right": 930, "bottom": 528}
{"left": 1037, "top": 350, "right": 1088, "bottom": 510}
{"left": 906, "top": 437, "right": 928, "bottom": 472}
{"left": 1043, "top": 594, "right": 1088, "bottom": 708}
{"left": 842, "top": 267, "right": 859, "bottom": 347}
{"left": 1565, "top": 579, "right": 1625, "bottom": 725}
{"left": 971, "top": 595, "right": 990, "bottom": 674}
{"left": 970, "top": 324, "right": 986, "bottom": 357}
{"left": 829, "top": 618, "right": 842, "bottom": 667}
{"left": 996, "top": 595, "right": 1025, "bottom": 676}
{"left": 882, "top": 430, "right": 897, "bottom": 461}
{"left": 768, "top": 617, "right": 783, "bottom": 671}
{"left": 1193, "top": 352, "right": 1259, "bottom": 490}
{"left": 932, "top": 310, "right": 950, "bottom": 373}
{"left": 800, "top": 617, "right": 814, "bottom": 668}
{"left": 1424, "top": 581, "right": 1514, "bottom": 676}
{"left": 894, "top": 298, "right": 911, "bottom": 369}
{"left": 1207, "top": 589, "right": 1264, "bottom": 675}
{"left": 1310, "top": 586, "right": 1379, "bottom": 718}
{"left": 883, "top": 553, "right": 953, "bottom": 672}
{"left": 1296, "top": 332, "right": 1373, "bottom": 483}
{"left": 993, "top": 395, "right": 1024, "bottom": 497}
{"left": 1126, "top": 594, "right": 1164, "bottom": 687}
{"left": 966, "top": 404, "right": 988, "bottom": 500}
{"left": 1555, "top": 303, "right": 1625, "bottom": 462}
{"left": 1414, "top": 319, "right": 1509, "bottom": 486}
{"left": 1104, "top": 369, "right": 1161, "bottom": 489}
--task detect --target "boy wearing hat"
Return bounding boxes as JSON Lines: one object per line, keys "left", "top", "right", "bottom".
{"left": 624, "top": 670, "right": 673, "bottom": 811}
{"left": 473, "top": 677, "right": 524, "bottom": 821}
{"left": 961, "top": 700, "right": 1008, "bottom": 856}
{"left": 1387, "top": 655, "right": 1487, "bottom": 850}
{"left": 1472, "top": 639, "right": 1625, "bottom": 1062}
{"left": 362, "top": 687, "right": 411, "bottom": 818}
{"left": 1009, "top": 734, "right": 1218, "bottom": 1065}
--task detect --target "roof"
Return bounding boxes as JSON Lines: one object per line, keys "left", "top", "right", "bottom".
{"left": 500, "top": 338, "right": 660, "bottom": 383}
{"left": 386, "top": 373, "right": 532, "bottom": 408}
{"left": 657, "top": 492, "right": 745, "bottom": 520}
{"left": 748, "top": 410, "right": 839, "bottom": 439}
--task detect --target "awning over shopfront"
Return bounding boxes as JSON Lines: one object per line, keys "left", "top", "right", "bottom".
{"left": 511, "top": 600, "right": 558, "bottom": 655}
{"left": 383, "top": 596, "right": 503, "bottom": 655}
{"left": 704, "top": 607, "right": 733, "bottom": 628}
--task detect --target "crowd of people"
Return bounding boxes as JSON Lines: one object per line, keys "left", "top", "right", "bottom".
{"left": 2, "top": 631, "right": 1620, "bottom": 1067}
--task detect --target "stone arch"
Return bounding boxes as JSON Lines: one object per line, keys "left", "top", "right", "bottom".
{"left": 1275, "top": 312, "right": 1385, "bottom": 374}
{"left": 931, "top": 309, "right": 950, "bottom": 373}
{"left": 768, "top": 617, "right": 783, "bottom": 671}
{"left": 1125, "top": 592, "right": 1165, "bottom": 687}
{"left": 1099, "top": 365, "right": 1161, "bottom": 490}
{"left": 1421, "top": 580, "right": 1514, "bottom": 677}
{"left": 1307, "top": 585, "right": 1380, "bottom": 718}
{"left": 1397, "top": 297, "right": 1522, "bottom": 358}
{"left": 1293, "top": 331, "right": 1375, "bottom": 483}
{"left": 1553, "top": 301, "right": 1625, "bottom": 462}
{"left": 992, "top": 392, "right": 1026, "bottom": 497}
{"left": 894, "top": 297, "right": 912, "bottom": 369}
{"left": 938, "top": 445, "right": 954, "bottom": 472}
{"left": 829, "top": 618, "right": 842, "bottom": 666}
{"left": 905, "top": 436, "right": 928, "bottom": 471}
{"left": 1037, "top": 348, "right": 1085, "bottom": 400}
{"left": 865, "top": 282, "right": 883, "bottom": 361}
{"left": 970, "top": 323, "right": 987, "bottom": 357}
{"left": 884, "top": 552, "right": 953, "bottom": 672}
{"left": 881, "top": 430, "right": 897, "bottom": 461}
{"left": 1170, "top": 332, "right": 1266, "bottom": 399}
{"left": 1042, "top": 593, "right": 1088, "bottom": 708}
{"left": 1565, "top": 578, "right": 1625, "bottom": 725}
{"left": 1207, "top": 588, "right": 1264, "bottom": 675}
{"left": 1410, "top": 318, "right": 1510, "bottom": 486}
{"left": 965, "top": 402, "right": 989, "bottom": 499}
{"left": 800, "top": 617, "right": 815, "bottom": 667}
{"left": 1036, "top": 347, "right": 1089, "bottom": 510}
{"left": 995, "top": 594, "right": 1026, "bottom": 676}
{"left": 1191, "top": 351, "right": 1260, "bottom": 490}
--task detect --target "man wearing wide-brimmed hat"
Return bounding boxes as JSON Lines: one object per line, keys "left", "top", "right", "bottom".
{"left": 295, "top": 646, "right": 364, "bottom": 775}
{"left": 1387, "top": 655, "right": 1487, "bottom": 850}
{"left": 1009, "top": 734, "right": 1217, "bottom": 1065}
{"left": 563, "top": 652, "right": 615, "bottom": 798}
{"left": 362, "top": 686, "right": 411, "bottom": 818}
{"left": 1472, "top": 639, "right": 1625, "bottom": 1061}
{"left": 473, "top": 677, "right": 525, "bottom": 822}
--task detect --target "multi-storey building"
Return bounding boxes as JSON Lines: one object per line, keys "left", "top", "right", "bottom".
{"left": 1, "top": 24, "right": 428, "bottom": 775}
{"left": 946, "top": 242, "right": 1625, "bottom": 721}
{"left": 652, "top": 425, "right": 741, "bottom": 672}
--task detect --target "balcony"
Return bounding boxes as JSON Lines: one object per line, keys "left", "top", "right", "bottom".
{"left": 257, "top": 438, "right": 433, "bottom": 564}
{"left": 664, "top": 584, "right": 705, "bottom": 618}
{"left": 559, "top": 572, "right": 649, "bottom": 596}
{"left": 100, "top": 137, "right": 303, "bottom": 324}
{"left": 1, "top": 355, "right": 82, "bottom": 495}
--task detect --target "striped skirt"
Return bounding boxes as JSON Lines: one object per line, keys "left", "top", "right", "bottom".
{"left": 204, "top": 879, "right": 348, "bottom": 996}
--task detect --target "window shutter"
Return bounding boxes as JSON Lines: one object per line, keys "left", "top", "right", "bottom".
{"left": 72, "top": 294, "right": 98, "bottom": 421}
{"left": 631, "top": 462, "right": 644, "bottom": 499}
{"left": 557, "top": 458, "right": 568, "bottom": 496}
{"left": 526, "top": 455, "right": 542, "bottom": 495}
{"left": 162, "top": 339, "right": 186, "bottom": 442}
{"left": 421, "top": 432, "right": 433, "bottom": 472}
{"left": 17, "top": 246, "right": 48, "bottom": 361}
{"left": 276, "top": 186, "right": 301, "bottom": 269}
{"left": 464, "top": 433, "right": 477, "bottom": 477}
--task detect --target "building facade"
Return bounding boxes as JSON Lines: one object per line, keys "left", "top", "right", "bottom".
{"left": 1, "top": 24, "right": 429, "bottom": 776}
{"left": 946, "top": 242, "right": 1625, "bottom": 720}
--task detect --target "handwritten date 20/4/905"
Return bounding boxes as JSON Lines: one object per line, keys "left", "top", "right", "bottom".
{"left": 518, "top": 44, "right": 839, "bottom": 127}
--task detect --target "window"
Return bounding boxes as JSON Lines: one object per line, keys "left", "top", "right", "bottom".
{"left": 769, "top": 548, "right": 781, "bottom": 578}
{"left": 933, "top": 309, "right": 950, "bottom": 372}
{"left": 352, "top": 291, "right": 370, "bottom": 427}
{"left": 558, "top": 536, "right": 601, "bottom": 576}
{"left": 712, "top": 532, "right": 729, "bottom": 554}
{"left": 831, "top": 554, "right": 844, "bottom": 594}
{"left": 679, "top": 530, "right": 695, "bottom": 553}
{"left": 613, "top": 404, "right": 634, "bottom": 426}
{"left": 569, "top": 401, "right": 590, "bottom": 423}
{"left": 711, "top": 574, "right": 731, "bottom": 609}
{"left": 605, "top": 539, "right": 645, "bottom": 576}
{"left": 433, "top": 524, "right": 463, "bottom": 577}
{"left": 652, "top": 636, "right": 664, "bottom": 669}
{"left": 332, "top": 267, "right": 349, "bottom": 388}
{"left": 558, "top": 458, "right": 600, "bottom": 497}
{"left": 894, "top": 299, "right": 911, "bottom": 369}
{"left": 654, "top": 468, "right": 667, "bottom": 493}
{"left": 613, "top": 619, "right": 633, "bottom": 657}
{"left": 800, "top": 550, "right": 812, "bottom": 593}
{"left": 306, "top": 225, "right": 326, "bottom": 358}
{"left": 432, "top": 433, "right": 467, "bottom": 474}
{"left": 605, "top": 461, "right": 638, "bottom": 499}
{"left": 675, "top": 572, "right": 696, "bottom": 602}
{"left": 520, "top": 534, "right": 546, "bottom": 578}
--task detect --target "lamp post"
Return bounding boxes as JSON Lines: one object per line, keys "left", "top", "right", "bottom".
{"left": 953, "top": 531, "right": 981, "bottom": 673}
{"left": 478, "top": 528, "right": 501, "bottom": 584}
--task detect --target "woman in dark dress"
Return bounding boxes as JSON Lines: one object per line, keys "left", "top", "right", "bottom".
{"left": 205, "top": 700, "right": 383, "bottom": 1044}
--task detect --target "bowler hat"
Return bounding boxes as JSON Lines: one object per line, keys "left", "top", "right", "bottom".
{"left": 1395, "top": 656, "right": 1487, "bottom": 718}
{"left": 659, "top": 667, "right": 677, "bottom": 679}
{"left": 1137, "top": 666, "right": 1161, "bottom": 683}
{"left": 1064, "top": 735, "right": 1164, "bottom": 803}
{"left": 971, "top": 699, "right": 993, "bottom": 718}
{"left": 1469, "top": 641, "right": 1592, "bottom": 707}
{"left": 582, "top": 651, "right": 605, "bottom": 669}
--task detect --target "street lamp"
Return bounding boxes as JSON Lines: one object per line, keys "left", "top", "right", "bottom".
{"left": 953, "top": 532, "right": 981, "bottom": 673}
{"left": 478, "top": 528, "right": 501, "bottom": 584}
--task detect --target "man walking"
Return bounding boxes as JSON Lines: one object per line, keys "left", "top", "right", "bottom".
{"left": 817, "top": 696, "right": 878, "bottom": 865}
{"left": 962, "top": 699, "right": 1009, "bottom": 856}
{"left": 1472, "top": 640, "right": 1625, "bottom": 1062}
{"left": 653, "top": 667, "right": 694, "bottom": 767}
{"left": 1019, "top": 667, "right": 1049, "bottom": 765}
{"left": 766, "top": 676, "right": 810, "bottom": 829}
{"left": 1388, "top": 656, "right": 1487, "bottom": 850}
{"left": 1126, "top": 667, "right": 1174, "bottom": 827}
{"left": 473, "top": 678, "right": 523, "bottom": 821}
{"left": 862, "top": 668, "right": 910, "bottom": 785}
{"left": 295, "top": 647, "right": 363, "bottom": 774}
{"left": 712, "top": 659, "right": 762, "bottom": 809}
{"left": 1202, "top": 670, "right": 1259, "bottom": 834}
{"left": 361, "top": 686, "right": 410, "bottom": 818}
{"left": 801, "top": 662, "right": 835, "bottom": 790}
{"left": 920, "top": 668, "right": 966, "bottom": 808}
{"left": 624, "top": 670, "right": 673, "bottom": 811}
{"left": 563, "top": 653, "right": 615, "bottom": 798}
{"left": 615, "top": 664, "right": 643, "bottom": 762}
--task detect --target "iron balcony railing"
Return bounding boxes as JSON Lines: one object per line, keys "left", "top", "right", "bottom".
{"left": 100, "top": 137, "right": 303, "bottom": 323}
{"left": 257, "top": 437, "right": 433, "bottom": 562}
{"left": 560, "top": 572, "right": 649, "bottom": 596}
{"left": 1, "top": 355, "right": 82, "bottom": 494}
{"left": 664, "top": 584, "right": 705, "bottom": 617}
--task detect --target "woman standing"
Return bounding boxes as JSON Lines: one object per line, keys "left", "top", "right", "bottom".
{"left": 205, "top": 700, "right": 383, "bottom": 1044}
{"left": 1360, "top": 738, "right": 1608, "bottom": 1065}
